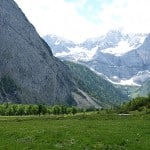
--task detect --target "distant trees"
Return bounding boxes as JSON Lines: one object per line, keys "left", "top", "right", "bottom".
{"left": 116, "top": 94, "right": 150, "bottom": 114}
{"left": 0, "top": 103, "right": 79, "bottom": 116}
{"left": 0, "top": 94, "right": 149, "bottom": 116}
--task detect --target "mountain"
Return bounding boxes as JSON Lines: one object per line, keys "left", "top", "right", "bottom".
{"left": 80, "top": 30, "right": 146, "bottom": 56}
{"left": 64, "top": 61, "right": 128, "bottom": 108}
{"left": 0, "top": 0, "right": 126, "bottom": 108}
{"left": 85, "top": 35, "right": 150, "bottom": 86}
{"left": 88, "top": 33, "right": 150, "bottom": 86}
{"left": 43, "top": 31, "right": 146, "bottom": 61}
{"left": 43, "top": 30, "right": 150, "bottom": 88}
{"left": 43, "top": 34, "right": 76, "bottom": 55}
{"left": 43, "top": 35, "right": 98, "bottom": 62}
{"left": 0, "top": 0, "right": 76, "bottom": 105}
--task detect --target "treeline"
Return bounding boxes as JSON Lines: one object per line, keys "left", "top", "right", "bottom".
{"left": 0, "top": 103, "right": 94, "bottom": 116}
{"left": 1, "top": 94, "right": 149, "bottom": 116}
{"left": 116, "top": 94, "right": 150, "bottom": 114}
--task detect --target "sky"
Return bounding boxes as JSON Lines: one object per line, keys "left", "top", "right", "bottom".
{"left": 14, "top": 0, "right": 150, "bottom": 43}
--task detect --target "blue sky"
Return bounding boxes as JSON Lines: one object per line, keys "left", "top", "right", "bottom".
{"left": 15, "top": 0, "right": 150, "bottom": 42}
{"left": 64, "top": 0, "right": 113, "bottom": 24}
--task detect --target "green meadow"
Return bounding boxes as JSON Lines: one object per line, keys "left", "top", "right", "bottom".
{"left": 0, "top": 113, "right": 149, "bottom": 150}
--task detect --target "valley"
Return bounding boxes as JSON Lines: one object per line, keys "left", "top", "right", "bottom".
{"left": 0, "top": 0, "right": 129, "bottom": 107}
{"left": 0, "top": 1, "right": 150, "bottom": 150}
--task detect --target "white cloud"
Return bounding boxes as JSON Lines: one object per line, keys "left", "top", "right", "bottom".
{"left": 14, "top": 0, "right": 102, "bottom": 43}
{"left": 98, "top": 0, "right": 150, "bottom": 33}
{"left": 14, "top": 0, "right": 150, "bottom": 42}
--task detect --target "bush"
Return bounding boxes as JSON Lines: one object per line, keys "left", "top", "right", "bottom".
{"left": 116, "top": 94, "right": 150, "bottom": 114}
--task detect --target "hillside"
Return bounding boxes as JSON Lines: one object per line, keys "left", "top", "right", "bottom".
{"left": 133, "top": 80, "right": 150, "bottom": 97}
{"left": 65, "top": 61, "right": 128, "bottom": 107}
{"left": 0, "top": 0, "right": 76, "bottom": 105}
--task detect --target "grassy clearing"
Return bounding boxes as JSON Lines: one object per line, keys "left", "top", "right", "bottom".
{"left": 0, "top": 113, "right": 150, "bottom": 150}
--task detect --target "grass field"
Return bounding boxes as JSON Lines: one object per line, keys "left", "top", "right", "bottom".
{"left": 0, "top": 113, "right": 150, "bottom": 150}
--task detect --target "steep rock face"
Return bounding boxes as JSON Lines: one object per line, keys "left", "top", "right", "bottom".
{"left": 134, "top": 34, "right": 150, "bottom": 66}
{"left": 84, "top": 34, "right": 150, "bottom": 83}
{"left": 88, "top": 50, "right": 142, "bottom": 79}
{"left": 0, "top": 0, "right": 75, "bottom": 104}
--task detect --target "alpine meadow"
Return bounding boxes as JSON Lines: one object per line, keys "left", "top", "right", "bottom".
{"left": 0, "top": 0, "right": 150, "bottom": 150}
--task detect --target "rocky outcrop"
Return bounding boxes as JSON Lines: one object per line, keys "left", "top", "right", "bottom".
{"left": 0, "top": 0, "right": 76, "bottom": 105}
{"left": 72, "top": 89, "right": 101, "bottom": 108}
{"left": 89, "top": 34, "right": 150, "bottom": 81}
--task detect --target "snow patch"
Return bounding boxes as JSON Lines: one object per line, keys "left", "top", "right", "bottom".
{"left": 101, "top": 40, "right": 137, "bottom": 56}
{"left": 139, "top": 36, "right": 146, "bottom": 44}
{"left": 105, "top": 77, "right": 141, "bottom": 86}
{"left": 107, "top": 70, "right": 150, "bottom": 86}
{"left": 101, "top": 35, "right": 146, "bottom": 56}
{"left": 89, "top": 68, "right": 141, "bottom": 86}
{"left": 132, "top": 70, "right": 150, "bottom": 83}
{"left": 54, "top": 40, "right": 60, "bottom": 45}
{"left": 119, "top": 79, "right": 141, "bottom": 86}
{"left": 55, "top": 46, "right": 98, "bottom": 61}
{"left": 109, "top": 70, "right": 150, "bottom": 86}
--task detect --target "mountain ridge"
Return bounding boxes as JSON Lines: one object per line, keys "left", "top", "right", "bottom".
{"left": 0, "top": 0, "right": 127, "bottom": 108}
{"left": 43, "top": 30, "right": 150, "bottom": 87}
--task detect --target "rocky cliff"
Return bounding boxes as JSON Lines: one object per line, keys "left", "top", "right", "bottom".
{"left": 0, "top": 0, "right": 76, "bottom": 105}
{"left": 89, "top": 34, "right": 150, "bottom": 83}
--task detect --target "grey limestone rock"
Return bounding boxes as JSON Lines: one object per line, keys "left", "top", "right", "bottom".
{"left": 0, "top": 0, "right": 76, "bottom": 104}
